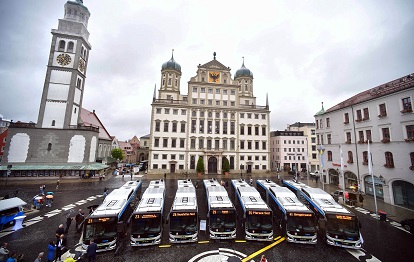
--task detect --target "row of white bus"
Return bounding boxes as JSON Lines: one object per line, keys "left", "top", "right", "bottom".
{"left": 80, "top": 178, "right": 362, "bottom": 253}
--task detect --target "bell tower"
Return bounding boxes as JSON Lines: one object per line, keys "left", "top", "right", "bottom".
{"left": 37, "top": 0, "right": 91, "bottom": 129}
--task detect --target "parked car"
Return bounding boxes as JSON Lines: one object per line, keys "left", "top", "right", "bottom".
{"left": 309, "top": 171, "right": 320, "bottom": 178}
{"left": 401, "top": 218, "right": 414, "bottom": 234}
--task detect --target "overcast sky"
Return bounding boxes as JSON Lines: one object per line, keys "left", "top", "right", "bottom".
{"left": 1, "top": 0, "right": 413, "bottom": 142}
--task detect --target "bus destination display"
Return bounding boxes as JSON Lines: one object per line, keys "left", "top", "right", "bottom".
{"left": 248, "top": 211, "right": 270, "bottom": 216}
{"left": 135, "top": 214, "right": 159, "bottom": 219}
{"left": 172, "top": 212, "right": 196, "bottom": 217}
{"left": 289, "top": 212, "right": 313, "bottom": 217}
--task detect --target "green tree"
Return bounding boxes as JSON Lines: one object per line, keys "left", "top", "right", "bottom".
{"left": 222, "top": 157, "right": 230, "bottom": 173}
{"left": 111, "top": 148, "right": 124, "bottom": 162}
{"left": 196, "top": 156, "right": 204, "bottom": 174}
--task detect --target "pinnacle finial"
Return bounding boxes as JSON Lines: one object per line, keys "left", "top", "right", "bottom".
{"left": 171, "top": 49, "right": 174, "bottom": 59}
{"left": 242, "top": 56, "right": 245, "bottom": 67}
{"left": 213, "top": 52, "right": 216, "bottom": 60}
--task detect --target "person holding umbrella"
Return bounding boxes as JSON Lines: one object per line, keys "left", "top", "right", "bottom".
{"left": 65, "top": 215, "right": 73, "bottom": 234}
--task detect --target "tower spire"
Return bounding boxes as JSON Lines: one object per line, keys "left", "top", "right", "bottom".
{"left": 153, "top": 83, "right": 156, "bottom": 102}
{"left": 242, "top": 56, "right": 245, "bottom": 67}
{"left": 266, "top": 93, "right": 269, "bottom": 108}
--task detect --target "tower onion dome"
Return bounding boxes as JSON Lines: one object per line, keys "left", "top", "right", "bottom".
{"left": 161, "top": 51, "right": 181, "bottom": 72}
{"left": 235, "top": 58, "right": 253, "bottom": 78}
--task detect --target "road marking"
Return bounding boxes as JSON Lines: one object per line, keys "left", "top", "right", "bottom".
{"left": 159, "top": 245, "right": 171, "bottom": 248}
{"left": 86, "top": 196, "right": 96, "bottom": 201}
{"left": 347, "top": 249, "right": 381, "bottom": 261}
{"left": 389, "top": 221, "right": 401, "bottom": 227}
{"left": 198, "top": 241, "right": 209, "bottom": 244}
{"left": 75, "top": 200, "right": 88, "bottom": 205}
{"left": 61, "top": 204, "right": 76, "bottom": 211}
{"left": 241, "top": 236, "right": 285, "bottom": 262}
{"left": 235, "top": 240, "right": 246, "bottom": 243}
{"left": 44, "top": 209, "right": 62, "bottom": 218}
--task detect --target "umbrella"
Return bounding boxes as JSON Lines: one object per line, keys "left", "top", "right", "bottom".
{"left": 46, "top": 195, "right": 54, "bottom": 199}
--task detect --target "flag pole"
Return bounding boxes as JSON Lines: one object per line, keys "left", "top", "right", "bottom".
{"left": 319, "top": 145, "right": 324, "bottom": 191}
{"left": 340, "top": 143, "right": 346, "bottom": 204}
{"left": 368, "top": 140, "right": 379, "bottom": 216}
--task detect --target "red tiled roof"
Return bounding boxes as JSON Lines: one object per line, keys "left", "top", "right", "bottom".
{"left": 80, "top": 108, "right": 112, "bottom": 140}
{"left": 325, "top": 73, "right": 414, "bottom": 113}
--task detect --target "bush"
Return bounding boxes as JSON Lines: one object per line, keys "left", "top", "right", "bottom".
{"left": 196, "top": 157, "right": 204, "bottom": 173}
{"left": 222, "top": 158, "right": 230, "bottom": 173}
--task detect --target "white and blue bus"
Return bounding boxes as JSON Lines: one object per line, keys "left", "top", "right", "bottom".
{"left": 82, "top": 180, "right": 142, "bottom": 252}
{"left": 283, "top": 180, "right": 362, "bottom": 249}
{"left": 168, "top": 179, "right": 198, "bottom": 243}
{"left": 203, "top": 178, "right": 236, "bottom": 240}
{"left": 256, "top": 179, "right": 317, "bottom": 244}
{"left": 0, "top": 197, "right": 26, "bottom": 230}
{"left": 231, "top": 179, "right": 273, "bottom": 241}
{"left": 131, "top": 180, "right": 165, "bottom": 246}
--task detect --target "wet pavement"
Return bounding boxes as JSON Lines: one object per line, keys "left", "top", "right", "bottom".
{"left": 0, "top": 171, "right": 413, "bottom": 262}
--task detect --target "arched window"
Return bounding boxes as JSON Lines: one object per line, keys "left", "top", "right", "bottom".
{"left": 385, "top": 152, "right": 394, "bottom": 168}
{"left": 47, "top": 143, "right": 52, "bottom": 151}
{"left": 347, "top": 151, "right": 353, "bottom": 163}
{"left": 77, "top": 78, "right": 82, "bottom": 89}
{"left": 83, "top": 49, "right": 87, "bottom": 59}
{"left": 327, "top": 151, "right": 332, "bottom": 161}
{"left": 67, "top": 41, "right": 74, "bottom": 52}
{"left": 230, "top": 156, "right": 234, "bottom": 169}
{"left": 362, "top": 151, "right": 368, "bottom": 165}
{"left": 58, "top": 40, "right": 66, "bottom": 51}
{"left": 81, "top": 46, "right": 84, "bottom": 58}
{"left": 51, "top": 120, "right": 55, "bottom": 126}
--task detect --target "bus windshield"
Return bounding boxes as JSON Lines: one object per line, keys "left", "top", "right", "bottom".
{"left": 210, "top": 211, "right": 236, "bottom": 232}
{"left": 131, "top": 214, "right": 162, "bottom": 236}
{"left": 84, "top": 218, "right": 117, "bottom": 244}
{"left": 246, "top": 214, "right": 272, "bottom": 233}
{"left": 286, "top": 213, "right": 316, "bottom": 233}
{"left": 170, "top": 213, "right": 197, "bottom": 235}
{"left": 326, "top": 214, "right": 359, "bottom": 238}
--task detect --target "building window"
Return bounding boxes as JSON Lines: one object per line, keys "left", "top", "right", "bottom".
{"left": 407, "top": 125, "right": 414, "bottom": 140}
{"left": 223, "top": 121, "right": 228, "bottom": 134}
{"left": 181, "top": 109, "right": 186, "bottom": 115}
{"left": 247, "top": 113, "right": 252, "bottom": 119}
{"left": 384, "top": 152, "right": 394, "bottom": 168}
{"left": 316, "top": 120, "right": 319, "bottom": 129}
{"left": 180, "top": 138, "right": 185, "bottom": 148}
{"left": 230, "top": 140, "right": 235, "bottom": 150}
{"left": 223, "top": 139, "right": 227, "bottom": 150}
{"left": 248, "top": 126, "right": 252, "bottom": 135}
{"left": 347, "top": 151, "right": 353, "bottom": 163}
{"left": 240, "top": 156, "right": 245, "bottom": 161}
{"left": 208, "top": 89, "right": 213, "bottom": 94}
{"left": 162, "top": 164, "right": 167, "bottom": 169}
{"left": 199, "top": 138, "right": 204, "bottom": 149}
{"left": 327, "top": 134, "right": 331, "bottom": 144}
{"left": 240, "top": 113, "right": 244, "bottom": 118}
{"left": 192, "top": 99, "right": 197, "bottom": 104}
{"left": 190, "top": 139, "right": 196, "bottom": 149}
{"left": 190, "top": 156, "right": 196, "bottom": 169}
{"left": 47, "top": 143, "right": 52, "bottom": 151}
{"left": 162, "top": 154, "right": 167, "bottom": 160}
{"left": 358, "top": 131, "right": 364, "bottom": 143}
{"left": 171, "top": 154, "right": 176, "bottom": 160}
{"left": 193, "top": 87, "right": 197, "bottom": 92}
{"left": 153, "top": 164, "right": 158, "bottom": 169}
{"left": 215, "top": 139, "right": 219, "bottom": 150}
{"left": 248, "top": 141, "right": 252, "bottom": 150}
{"left": 51, "top": 120, "right": 56, "bottom": 127}
{"left": 365, "top": 130, "right": 372, "bottom": 142}
{"left": 379, "top": 103, "right": 387, "bottom": 117}
{"left": 356, "top": 109, "right": 362, "bottom": 121}
{"left": 230, "top": 90, "right": 235, "bottom": 95}
{"left": 410, "top": 152, "right": 414, "bottom": 169}
{"left": 255, "top": 141, "right": 259, "bottom": 150}
{"left": 346, "top": 132, "right": 351, "bottom": 143}
{"left": 153, "top": 154, "right": 159, "bottom": 159}
{"left": 173, "top": 109, "right": 178, "bottom": 115}
{"left": 156, "top": 108, "right": 161, "bottom": 114}
{"left": 401, "top": 97, "right": 412, "bottom": 113}
{"left": 163, "top": 138, "right": 168, "bottom": 147}
{"left": 154, "top": 138, "right": 159, "bottom": 147}
{"left": 155, "top": 121, "right": 160, "bottom": 132}
{"left": 363, "top": 108, "right": 370, "bottom": 120}
{"left": 362, "top": 151, "right": 368, "bottom": 165}
{"left": 326, "top": 118, "right": 330, "bottom": 128}
{"left": 58, "top": 40, "right": 65, "bottom": 51}
{"left": 67, "top": 41, "right": 74, "bottom": 52}
{"left": 344, "top": 113, "right": 349, "bottom": 124}
{"left": 180, "top": 122, "right": 186, "bottom": 133}
{"left": 240, "top": 141, "right": 245, "bottom": 150}
{"left": 164, "top": 122, "right": 169, "bottom": 132}
{"left": 208, "top": 121, "right": 212, "bottom": 134}
{"left": 327, "top": 151, "right": 332, "bottom": 161}
{"left": 171, "top": 138, "right": 176, "bottom": 148}
{"left": 382, "top": 127, "right": 390, "bottom": 141}
{"left": 172, "top": 122, "right": 177, "bottom": 132}
{"left": 262, "top": 141, "right": 266, "bottom": 150}
{"left": 164, "top": 108, "right": 170, "bottom": 114}
{"left": 179, "top": 155, "right": 184, "bottom": 160}
{"left": 191, "top": 120, "right": 196, "bottom": 133}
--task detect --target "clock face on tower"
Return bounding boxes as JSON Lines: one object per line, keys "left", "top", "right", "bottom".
{"left": 78, "top": 59, "right": 86, "bottom": 73}
{"left": 209, "top": 71, "right": 220, "bottom": 83}
{"left": 56, "top": 54, "right": 71, "bottom": 66}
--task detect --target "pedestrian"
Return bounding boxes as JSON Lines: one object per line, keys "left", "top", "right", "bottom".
{"left": 55, "top": 224, "right": 64, "bottom": 244}
{"left": 130, "top": 171, "right": 133, "bottom": 180}
{"left": 86, "top": 238, "right": 97, "bottom": 262}
{"left": 47, "top": 241, "right": 56, "bottom": 262}
{"left": 260, "top": 254, "right": 267, "bottom": 262}
{"left": 75, "top": 209, "right": 85, "bottom": 233}
{"left": 359, "top": 194, "right": 364, "bottom": 207}
{"left": 315, "top": 176, "right": 319, "bottom": 183}
{"left": 56, "top": 180, "right": 60, "bottom": 190}
{"left": 103, "top": 187, "right": 108, "bottom": 198}
{"left": 34, "top": 252, "right": 44, "bottom": 262}
{"left": 5, "top": 253, "right": 16, "bottom": 262}
{"left": 55, "top": 234, "right": 67, "bottom": 262}
{"left": 249, "top": 177, "right": 253, "bottom": 186}
{"left": 0, "top": 242, "right": 9, "bottom": 262}
{"left": 277, "top": 173, "right": 280, "bottom": 181}
{"left": 65, "top": 216, "right": 73, "bottom": 234}
{"left": 40, "top": 186, "right": 44, "bottom": 195}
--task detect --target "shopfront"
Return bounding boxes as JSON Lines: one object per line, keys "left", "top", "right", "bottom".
{"left": 392, "top": 180, "right": 414, "bottom": 210}
{"left": 364, "top": 175, "right": 384, "bottom": 199}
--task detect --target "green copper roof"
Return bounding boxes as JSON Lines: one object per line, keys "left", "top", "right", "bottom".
{"left": 235, "top": 60, "right": 253, "bottom": 78}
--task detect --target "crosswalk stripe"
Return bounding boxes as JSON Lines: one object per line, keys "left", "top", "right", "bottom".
{"left": 347, "top": 249, "right": 381, "bottom": 262}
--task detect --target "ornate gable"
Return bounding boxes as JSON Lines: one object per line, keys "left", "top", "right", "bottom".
{"left": 199, "top": 59, "right": 229, "bottom": 71}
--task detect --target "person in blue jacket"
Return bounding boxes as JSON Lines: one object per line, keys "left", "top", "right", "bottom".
{"left": 47, "top": 241, "right": 56, "bottom": 262}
